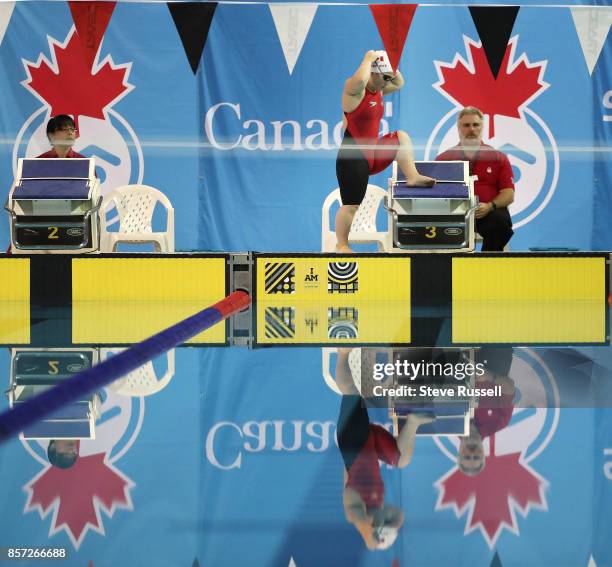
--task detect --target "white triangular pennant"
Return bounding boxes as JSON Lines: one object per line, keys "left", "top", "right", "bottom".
{"left": 270, "top": 4, "right": 317, "bottom": 75}
{"left": 288, "top": 557, "right": 298, "bottom": 567}
{"left": 0, "top": 2, "right": 15, "bottom": 47}
{"left": 571, "top": 7, "right": 612, "bottom": 75}
{"left": 587, "top": 554, "right": 598, "bottom": 567}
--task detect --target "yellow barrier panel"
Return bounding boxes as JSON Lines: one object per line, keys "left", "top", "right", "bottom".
{"left": 0, "top": 259, "right": 29, "bottom": 301}
{"left": 0, "top": 303, "right": 30, "bottom": 344}
{"left": 72, "top": 257, "right": 227, "bottom": 344}
{"left": 453, "top": 257, "right": 606, "bottom": 343}
{"left": 0, "top": 259, "right": 30, "bottom": 343}
{"left": 72, "top": 301, "right": 226, "bottom": 344}
{"left": 73, "top": 257, "right": 226, "bottom": 302}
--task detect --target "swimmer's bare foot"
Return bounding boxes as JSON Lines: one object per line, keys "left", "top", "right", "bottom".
{"left": 335, "top": 244, "right": 353, "bottom": 253}
{"left": 405, "top": 174, "right": 436, "bottom": 187}
{"left": 407, "top": 413, "right": 435, "bottom": 426}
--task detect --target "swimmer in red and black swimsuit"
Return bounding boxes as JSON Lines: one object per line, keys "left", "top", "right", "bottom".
{"left": 335, "top": 50, "right": 435, "bottom": 253}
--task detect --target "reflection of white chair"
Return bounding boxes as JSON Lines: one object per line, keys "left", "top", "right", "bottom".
{"left": 322, "top": 348, "right": 380, "bottom": 395}
{"left": 102, "top": 348, "right": 175, "bottom": 396}
{"left": 101, "top": 184, "right": 174, "bottom": 253}
{"left": 322, "top": 347, "right": 357, "bottom": 394}
{"left": 321, "top": 185, "right": 387, "bottom": 252}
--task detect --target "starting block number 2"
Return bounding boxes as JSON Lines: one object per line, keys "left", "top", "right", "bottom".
{"left": 47, "top": 226, "right": 59, "bottom": 239}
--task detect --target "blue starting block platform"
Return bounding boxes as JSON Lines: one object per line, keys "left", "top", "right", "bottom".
{"left": 386, "top": 160, "right": 478, "bottom": 251}
{"left": 5, "top": 158, "right": 102, "bottom": 253}
{"left": 6, "top": 349, "right": 99, "bottom": 440}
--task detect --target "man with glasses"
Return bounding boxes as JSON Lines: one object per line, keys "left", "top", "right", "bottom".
{"left": 335, "top": 50, "right": 435, "bottom": 253}
{"left": 436, "top": 106, "right": 515, "bottom": 251}
{"left": 37, "top": 114, "right": 85, "bottom": 159}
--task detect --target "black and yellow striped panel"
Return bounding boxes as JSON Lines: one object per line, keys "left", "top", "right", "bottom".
{"left": 256, "top": 256, "right": 411, "bottom": 302}
{"left": 72, "top": 257, "right": 227, "bottom": 344}
{"left": 0, "top": 259, "right": 30, "bottom": 343}
{"left": 452, "top": 257, "right": 606, "bottom": 343}
{"left": 256, "top": 301, "right": 411, "bottom": 345}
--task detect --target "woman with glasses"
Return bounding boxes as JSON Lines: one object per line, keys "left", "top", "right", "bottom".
{"left": 37, "top": 114, "right": 85, "bottom": 159}
{"left": 335, "top": 51, "right": 435, "bottom": 253}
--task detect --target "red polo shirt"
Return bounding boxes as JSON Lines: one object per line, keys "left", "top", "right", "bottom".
{"left": 436, "top": 143, "right": 515, "bottom": 203}
{"left": 474, "top": 380, "right": 514, "bottom": 438}
{"left": 37, "top": 148, "right": 86, "bottom": 158}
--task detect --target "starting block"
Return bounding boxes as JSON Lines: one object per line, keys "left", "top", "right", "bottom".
{"left": 6, "top": 348, "right": 99, "bottom": 440}
{"left": 385, "top": 160, "right": 478, "bottom": 252}
{"left": 5, "top": 158, "right": 102, "bottom": 253}
{"left": 385, "top": 348, "right": 476, "bottom": 436}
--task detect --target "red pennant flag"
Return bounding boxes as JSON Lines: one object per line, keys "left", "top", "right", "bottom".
{"left": 369, "top": 4, "right": 417, "bottom": 72}
{"left": 68, "top": 2, "right": 116, "bottom": 70}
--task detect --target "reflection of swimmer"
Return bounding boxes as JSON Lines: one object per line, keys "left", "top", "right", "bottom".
{"left": 335, "top": 51, "right": 435, "bottom": 253}
{"left": 458, "top": 348, "right": 515, "bottom": 476}
{"left": 46, "top": 393, "right": 102, "bottom": 469}
{"left": 336, "top": 348, "right": 431, "bottom": 549}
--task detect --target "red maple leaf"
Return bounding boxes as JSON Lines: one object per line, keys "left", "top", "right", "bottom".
{"left": 24, "top": 453, "right": 133, "bottom": 548}
{"left": 23, "top": 29, "right": 131, "bottom": 130}
{"left": 436, "top": 452, "right": 547, "bottom": 547}
{"left": 435, "top": 37, "right": 548, "bottom": 137}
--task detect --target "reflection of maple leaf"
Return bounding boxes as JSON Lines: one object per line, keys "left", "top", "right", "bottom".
{"left": 22, "top": 28, "right": 132, "bottom": 129}
{"left": 434, "top": 36, "right": 548, "bottom": 137}
{"left": 24, "top": 453, "right": 134, "bottom": 549}
{"left": 435, "top": 453, "right": 547, "bottom": 548}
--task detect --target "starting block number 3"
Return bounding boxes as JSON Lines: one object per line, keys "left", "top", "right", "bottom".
{"left": 425, "top": 227, "right": 437, "bottom": 239}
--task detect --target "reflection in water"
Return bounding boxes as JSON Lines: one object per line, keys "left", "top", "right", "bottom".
{"left": 458, "top": 348, "right": 515, "bottom": 476}
{"left": 336, "top": 348, "right": 432, "bottom": 550}
{"left": 0, "top": 339, "right": 610, "bottom": 565}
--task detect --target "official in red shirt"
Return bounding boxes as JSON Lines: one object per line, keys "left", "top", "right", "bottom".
{"left": 436, "top": 106, "right": 515, "bottom": 251}
{"left": 37, "top": 114, "right": 85, "bottom": 159}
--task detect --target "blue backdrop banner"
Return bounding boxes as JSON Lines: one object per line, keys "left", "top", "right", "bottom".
{"left": 0, "top": 3, "right": 610, "bottom": 252}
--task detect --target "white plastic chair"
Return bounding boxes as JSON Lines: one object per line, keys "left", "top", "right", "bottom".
{"left": 101, "top": 184, "right": 175, "bottom": 253}
{"left": 102, "top": 348, "right": 175, "bottom": 397}
{"left": 321, "top": 185, "right": 387, "bottom": 252}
